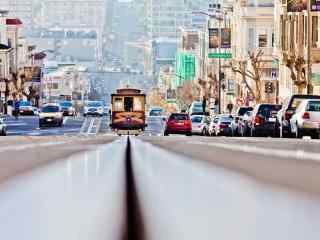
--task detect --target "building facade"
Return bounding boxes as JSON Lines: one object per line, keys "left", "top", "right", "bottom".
{"left": 275, "top": 0, "right": 320, "bottom": 99}
{"left": 231, "top": 0, "right": 275, "bottom": 105}
{"left": 0, "top": 0, "right": 33, "bottom": 30}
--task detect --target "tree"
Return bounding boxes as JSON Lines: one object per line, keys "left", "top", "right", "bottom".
{"left": 284, "top": 54, "right": 306, "bottom": 94}
{"left": 10, "top": 73, "right": 39, "bottom": 103}
{"left": 231, "top": 50, "right": 265, "bottom": 103}
{"left": 177, "top": 81, "right": 200, "bottom": 109}
{"left": 198, "top": 72, "right": 219, "bottom": 100}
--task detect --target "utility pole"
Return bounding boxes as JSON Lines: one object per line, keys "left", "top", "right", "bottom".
{"left": 307, "top": 0, "right": 313, "bottom": 94}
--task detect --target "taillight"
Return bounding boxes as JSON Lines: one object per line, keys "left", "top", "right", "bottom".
{"left": 284, "top": 112, "right": 290, "bottom": 120}
{"left": 254, "top": 115, "right": 263, "bottom": 125}
{"left": 185, "top": 120, "right": 191, "bottom": 126}
{"left": 220, "top": 124, "right": 228, "bottom": 129}
{"left": 302, "top": 112, "right": 310, "bottom": 120}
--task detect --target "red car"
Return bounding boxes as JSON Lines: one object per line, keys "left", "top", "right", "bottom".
{"left": 164, "top": 113, "right": 192, "bottom": 136}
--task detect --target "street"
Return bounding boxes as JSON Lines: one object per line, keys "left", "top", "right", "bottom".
{"left": 0, "top": 117, "right": 320, "bottom": 239}
{"left": 3, "top": 116, "right": 111, "bottom": 136}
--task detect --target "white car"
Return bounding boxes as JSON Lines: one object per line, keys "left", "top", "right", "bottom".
{"left": 0, "top": 118, "right": 7, "bottom": 136}
{"left": 39, "top": 103, "right": 64, "bottom": 128}
{"left": 191, "top": 115, "right": 210, "bottom": 135}
{"left": 83, "top": 101, "right": 104, "bottom": 117}
{"left": 290, "top": 99, "right": 320, "bottom": 139}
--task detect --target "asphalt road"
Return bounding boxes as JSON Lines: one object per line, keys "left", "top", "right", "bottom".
{"left": 3, "top": 115, "right": 111, "bottom": 136}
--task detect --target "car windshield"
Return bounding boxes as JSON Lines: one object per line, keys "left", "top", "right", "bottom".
{"left": 238, "top": 107, "right": 253, "bottom": 116}
{"left": 307, "top": 101, "right": 320, "bottom": 112}
{"left": 42, "top": 106, "right": 60, "bottom": 113}
{"left": 219, "top": 116, "right": 233, "bottom": 123}
{"left": 258, "top": 105, "right": 282, "bottom": 117}
{"left": 87, "top": 102, "right": 102, "bottom": 107}
{"left": 191, "top": 116, "right": 203, "bottom": 123}
{"left": 169, "top": 114, "right": 188, "bottom": 121}
{"left": 289, "top": 96, "right": 320, "bottom": 109}
{"left": 150, "top": 109, "right": 163, "bottom": 116}
{"left": 60, "top": 102, "right": 72, "bottom": 107}
{"left": 20, "top": 101, "right": 31, "bottom": 106}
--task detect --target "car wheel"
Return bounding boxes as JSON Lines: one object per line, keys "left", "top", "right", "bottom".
{"left": 296, "top": 127, "right": 303, "bottom": 139}
{"left": 164, "top": 131, "right": 169, "bottom": 136}
{"left": 201, "top": 129, "right": 206, "bottom": 136}
{"left": 83, "top": 114, "right": 87, "bottom": 117}
{"left": 186, "top": 132, "right": 192, "bottom": 136}
{"left": 251, "top": 128, "right": 255, "bottom": 137}
{"left": 1, "top": 129, "right": 6, "bottom": 136}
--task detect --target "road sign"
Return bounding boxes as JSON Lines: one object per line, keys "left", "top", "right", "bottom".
{"left": 208, "top": 53, "right": 232, "bottom": 59}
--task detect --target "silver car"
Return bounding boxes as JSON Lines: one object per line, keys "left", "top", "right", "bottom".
{"left": 191, "top": 115, "right": 210, "bottom": 135}
{"left": 290, "top": 99, "right": 320, "bottom": 139}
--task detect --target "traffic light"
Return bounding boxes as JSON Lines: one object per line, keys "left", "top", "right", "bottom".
{"left": 219, "top": 72, "right": 225, "bottom": 80}
{"left": 265, "top": 82, "right": 274, "bottom": 94}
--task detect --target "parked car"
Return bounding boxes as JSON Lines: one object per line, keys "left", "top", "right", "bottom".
{"left": 276, "top": 94, "right": 320, "bottom": 138}
{"left": 209, "top": 114, "right": 234, "bottom": 136}
{"left": 229, "top": 107, "right": 253, "bottom": 136}
{"left": 238, "top": 111, "right": 253, "bottom": 136}
{"left": 59, "top": 101, "right": 76, "bottom": 116}
{"left": 149, "top": 107, "right": 164, "bottom": 117}
{"left": 290, "top": 99, "right": 320, "bottom": 139}
{"left": 39, "top": 103, "right": 63, "bottom": 128}
{"left": 208, "top": 116, "right": 219, "bottom": 136}
{"left": 19, "top": 101, "right": 36, "bottom": 115}
{"left": 191, "top": 115, "right": 210, "bottom": 135}
{"left": 83, "top": 101, "right": 104, "bottom": 117}
{"left": 0, "top": 118, "right": 7, "bottom": 136}
{"left": 189, "top": 101, "right": 205, "bottom": 116}
{"left": 249, "top": 104, "right": 282, "bottom": 137}
{"left": 32, "top": 107, "right": 39, "bottom": 116}
{"left": 164, "top": 113, "right": 192, "bottom": 136}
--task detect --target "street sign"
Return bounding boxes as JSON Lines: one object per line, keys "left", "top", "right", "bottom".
{"left": 208, "top": 53, "right": 232, "bottom": 59}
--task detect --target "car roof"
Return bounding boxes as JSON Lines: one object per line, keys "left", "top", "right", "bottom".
{"left": 170, "top": 112, "right": 188, "bottom": 115}
{"left": 43, "top": 103, "right": 60, "bottom": 107}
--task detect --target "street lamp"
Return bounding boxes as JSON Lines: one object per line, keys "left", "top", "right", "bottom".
{"left": 191, "top": 10, "right": 225, "bottom": 114}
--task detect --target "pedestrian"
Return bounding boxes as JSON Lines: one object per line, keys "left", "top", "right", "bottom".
{"left": 14, "top": 98, "right": 20, "bottom": 120}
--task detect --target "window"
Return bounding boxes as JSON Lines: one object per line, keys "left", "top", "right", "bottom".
{"left": 289, "top": 16, "right": 294, "bottom": 50}
{"left": 258, "top": 34, "right": 268, "bottom": 47}
{"left": 312, "top": 16, "right": 319, "bottom": 48}
{"left": 248, "top": 28, "right": 256, "bottom": 50}
{"left": 114, "top": 98, "right": 123, "bottom": 111}
{"left": 272, "top": 33, "right": 275, "bottom": 47}
{"left": 124, "top": 97, "right": 134, "bottom": 112}
{"left": 134, "top": 97, "right": 142, "bottom": 111}
{"left": 307, "top": 101, "right": 320, "bottom": 111}
{"left": 305, "top": 16, "right": 308, "bottom": 47}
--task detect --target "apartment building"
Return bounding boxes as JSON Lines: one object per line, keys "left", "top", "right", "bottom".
{"left": 231, "top": 0, "right": 275, "bottom": 104}
{"left": 40, "top": 0, "right": 106, "bottom": 66}
{"left": 0, "top": 0, "right": 33, "bottom": 30}
{"left": 145, "top": 0, "right": 192, "bottom": 39}
{"left": 275, "top": 0, "right": 320, "bottom": 98}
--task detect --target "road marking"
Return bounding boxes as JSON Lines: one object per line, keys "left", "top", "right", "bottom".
{"left": 87, "top": 118, "right": 95, "bottom": 134}
{"left": 189, "top": 141, "right": 320, "bottom": 161}
{"left": 80, "top": 117, "right": 89, "bottom": 134}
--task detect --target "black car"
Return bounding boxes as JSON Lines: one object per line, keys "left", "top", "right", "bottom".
{"left": 249, "top": 104, "right": 282, "bottom": 137}
{"left": 276, "top": 94, "right": 320, "bottom": 138}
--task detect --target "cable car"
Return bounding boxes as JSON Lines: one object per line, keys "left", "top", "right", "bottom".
{"left": 110, "top": 87, "right": 147, "bottom": 135}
